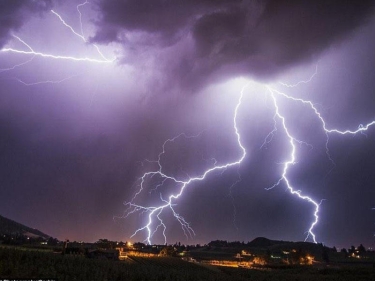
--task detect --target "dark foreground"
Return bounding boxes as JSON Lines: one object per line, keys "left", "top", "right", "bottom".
{"left": 0, "top": 247, "right": 374, "bottom": 281}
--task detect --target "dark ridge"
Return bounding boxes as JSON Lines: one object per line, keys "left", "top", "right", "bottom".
{"left": 247, "top": 237, "right": 279, "bottom": 248}
{"left": 0, "top": 214, "right": 50, "bottom": 239}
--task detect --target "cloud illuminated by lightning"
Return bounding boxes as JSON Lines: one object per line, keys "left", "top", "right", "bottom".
{"left": 0, "top": 7, "right": 115, "bottom": 65}
{"left": 50, "top": 7, "right": 113, "bottom": 62}
{"left": 278, "top": 64, "right": 318, "bottom": 88}
{"left": 1, "top": 38, "right": 113, "bottom": 64}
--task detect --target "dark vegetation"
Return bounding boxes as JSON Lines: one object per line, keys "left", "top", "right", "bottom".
{"left": 1, "top": 246, "right": 375, "bottom": 281}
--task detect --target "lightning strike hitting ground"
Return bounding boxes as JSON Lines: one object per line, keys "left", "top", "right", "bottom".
{"left": 263, "top": 83, "right": 375, "bottom": 243}
{"left": 122, "top": 84, "right": 248, "bottom": 245}
{"left": 266, "top": 87, "right": 321, "bottom": 243}
{"left": 126, "top": 81, "right": 321, "bottom": 244}
{"left": 124, "top": 73, "right": 375, "bottom": 245}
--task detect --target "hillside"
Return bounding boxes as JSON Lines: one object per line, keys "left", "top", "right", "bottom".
{"left": 247, "top": 237, "right": 281, "bottom": 248}
{"left": 0, "top": 214, "right": 50, "bottom": 239}
{"left": 247, "top": 237, "right": 329, "bottom": 256}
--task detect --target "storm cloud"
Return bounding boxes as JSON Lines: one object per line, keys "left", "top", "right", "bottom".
{"left": 92, "top": 0, "right": 375, "bottom": 89}
{"left": 0, "top": 0, "right": 52, "bottom": 48}
{"left": 1, "top": 0, "right": 375, "bottom": 248}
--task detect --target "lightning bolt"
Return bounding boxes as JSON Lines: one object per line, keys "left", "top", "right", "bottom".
{"left": 1, "top": 2, "right": 371, "bottom": 246}
{"left": 0, "top": 57, "right": 35, "bottom": 73}
{"left": 51, "top": 10, "right": 86, "bottom": 42}
{"left": 1, "top": 38, "right": 113, "bottom": 64}
{"left": 264, "top": 78, "right": 375, "bottom": 242}
{"left": 0, "top": 4, "right": 116, "bottom": 88}
{"left": 124, "top": 68, "right": 375, "bottom": 245}
{"left": 228, "top": 169, "right": 242, "bottom": 231}
{"left": 50, "top": 7, "right": 113, "bottom": 62}
{"left": 13, "top": 75, "right": 79, "bottom": 86}
{"left": 0, "top": 8, "right": 115, "bottom": 64}
{"left": 77, "top": 1, "right": 90, "bottom": 38}
{"left": 265, "top": 87, "right": 321, "bottom": 243}
{"left": 123, "top": 84, "right": 248, "bottom": 245}
{"left": 278, "top": 64, "right": 318, "bottom": 88}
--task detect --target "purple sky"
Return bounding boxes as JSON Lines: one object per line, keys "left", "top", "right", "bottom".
{"left": 1, "top": 0, "right": 375, "bottom": 248}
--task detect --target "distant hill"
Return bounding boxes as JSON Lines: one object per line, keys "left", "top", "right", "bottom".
{"left": 245, "top": 237, "right": 332, "bottom": 260}
{"left": 247, "top": 237, "right": 279, "bottom": 248}
{"left": 248, "top": 237, "right": 317, "bottom": 248}
{"left": 248, "top": 237, "right": 321, "bottom": 250}
{"left": 0, "top": 214, "right": 50, "bottom": 239}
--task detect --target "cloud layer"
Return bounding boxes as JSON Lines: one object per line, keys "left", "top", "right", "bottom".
{"left": 92, "top": 0, "right": 375, "bottom": 89}
{"left": 0, "top": 0, "right": 52, "bottom": 48}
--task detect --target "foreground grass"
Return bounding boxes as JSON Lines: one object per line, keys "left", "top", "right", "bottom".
{"left": 0, "top": 247, "right": 374, "bottom": 281}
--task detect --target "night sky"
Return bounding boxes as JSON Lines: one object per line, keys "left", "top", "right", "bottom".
{"left": 1, "top": 0, "right": 375, "bottom": 249}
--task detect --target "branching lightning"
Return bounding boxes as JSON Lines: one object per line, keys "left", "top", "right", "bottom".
{"left": 50, "top": 7, "right": 113, "bottom": 62}
{"left": 0, "top": 2, "right": 116, "bottom": 89}
{"left": 263, "top": 81, "right": 375, "bottom": 243}
{"left": 265, "top": 87, "right": 321, "bottom": 243}
{"left": 0, "top": 5, "right": 115, "bottom": 65}
{"left": 1, "top": 2, "right": 373, "bottom": 247}
{"left": 14, "top": 75, "right": 79, "bottom": 86}
{"left": 122, "top": 84, "right": 248, "bottom": 245}
{"left": 1, "top": 38, "right": 113, "bottom": 64}
{"left": 124, "top": 66, "right": 375, "bottom": 245}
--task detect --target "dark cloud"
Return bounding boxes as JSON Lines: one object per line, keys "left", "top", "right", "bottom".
{"left": 252, "top": 0, "right": 375, "bottom": 66}
{"left": 0, "top": 0, "right": 52, "bottom": 48}
{"left": 91, "top": 0, "right": 240, "bottom": 45}
{"left": 92, "top": 0, "right": 375, "bottom": 89}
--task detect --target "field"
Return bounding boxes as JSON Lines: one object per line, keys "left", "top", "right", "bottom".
{"left": 1, "top": 247, "right": 374, "bottom": 281}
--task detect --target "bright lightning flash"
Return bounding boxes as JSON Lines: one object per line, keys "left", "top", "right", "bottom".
{"left": 1, "top": 3, "right": 371, "bottom": 246}
{"left": 123, "top": 84, "right": 248, "bottom": 245}
{"left": 266, "top": 84, "right": 375, "bottom": 242}
{"left": 0, "top": 5, "right": 115, "bottom": 65}
{"left": 125, "top": 76, "right": 375, "bottom": 245}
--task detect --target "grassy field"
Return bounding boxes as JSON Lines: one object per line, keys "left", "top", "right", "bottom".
{"left": 1, "top": 246, "right": 374, "bottom": 281}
